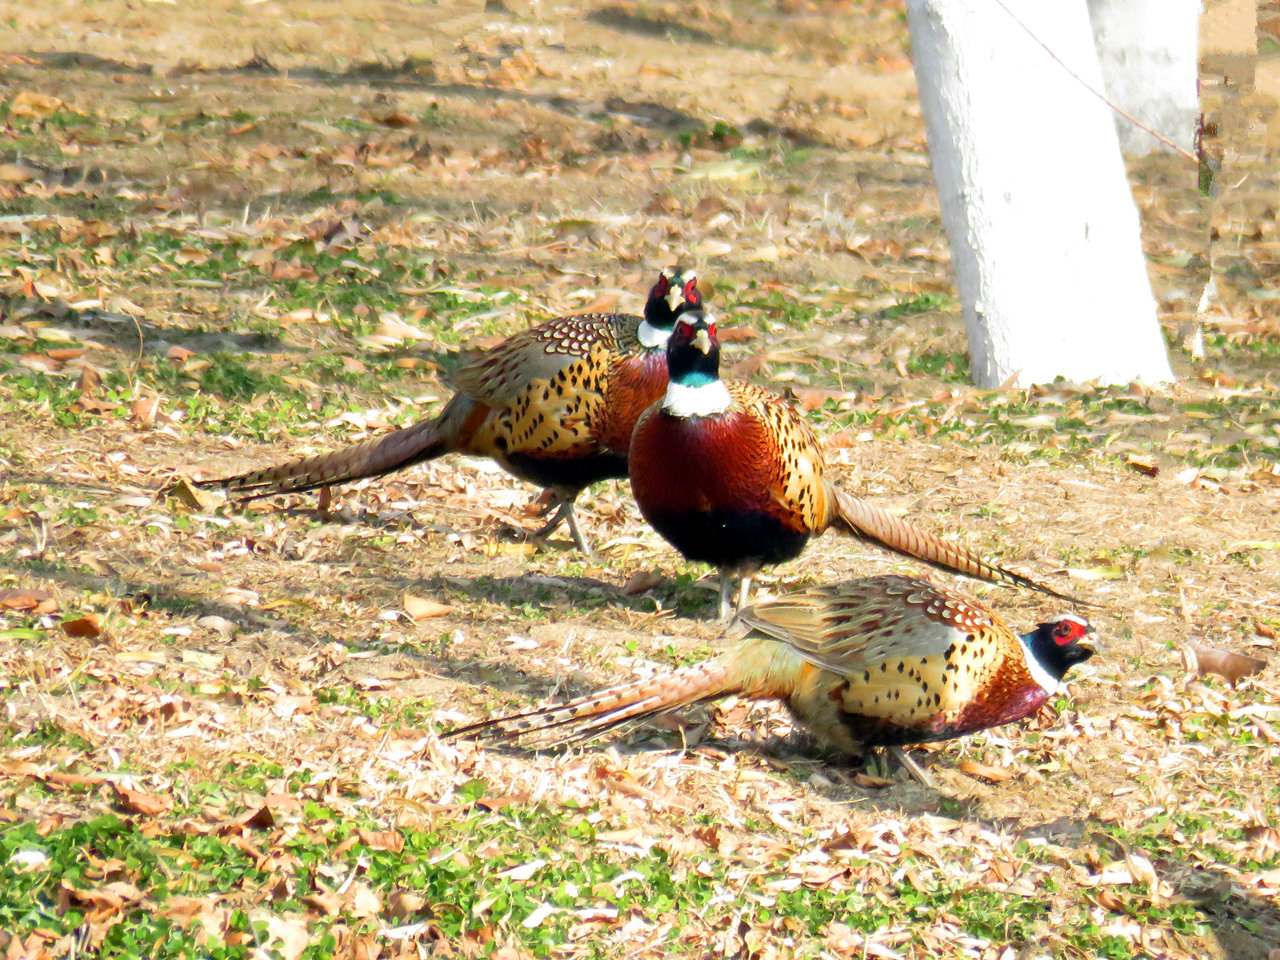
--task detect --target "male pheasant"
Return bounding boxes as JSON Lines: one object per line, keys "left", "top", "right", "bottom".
{"left": 628, "top": 306, "right": 1083, "bottom": 618}
{"left": 196, "top": 268, "right": 702, "bottom": 554}
{"left": 448, "top": 575, "right": 1097, "bottom": 781}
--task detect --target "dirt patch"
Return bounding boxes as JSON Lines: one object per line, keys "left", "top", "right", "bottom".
{"left": 1, "top": 2, "right": 1278, "bottom": 958}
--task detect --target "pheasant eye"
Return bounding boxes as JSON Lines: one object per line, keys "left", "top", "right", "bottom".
{"left": 1054, "top": 620, "right": 1080, "bottom": 644}
{"left": 683, "top": 278, "right": 700, "bottom": 303}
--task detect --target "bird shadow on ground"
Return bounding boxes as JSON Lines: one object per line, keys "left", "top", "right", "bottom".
{"left": 0, "top": 551, "right": 576, "bottom": 700}
{"left": 1, "top": 293, "right": 287, "bottom": 356}
{"left": 22, "top": 49, "right": 710, "bottom": 139}
{"left": 463, "top": 718, "right": 1279, "bottom": 959}
{"left": 1166, "top": 863, "right": 1280, "bottom": 960}
{"left": 405, "top": 569, "right": 690, "bottom": 621}
{"left": 1, "top": 554, "right": 292, "bottom": 635}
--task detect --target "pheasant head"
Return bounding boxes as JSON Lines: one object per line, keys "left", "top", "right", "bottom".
{"left": 1018, "top": 613, "right": 1097, "bottom": 693}
{"left": 661, "top": 306, "right": 731, "bottom": 418}
{"left": 641, "top": 268, "right": 701, "bottom": 346}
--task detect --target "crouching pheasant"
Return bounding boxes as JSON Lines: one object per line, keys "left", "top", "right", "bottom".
{"left": 629, "top": 306, "right": 1084, "bottom": 617}
{"left": 447, "top": 575, "right": 1097, "bottom": 782}
{"left": 194, "top": 268, "right": 701, "bottom": 555}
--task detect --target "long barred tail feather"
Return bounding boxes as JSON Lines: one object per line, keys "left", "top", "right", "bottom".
{"left": 195, "top": 418, "right": 446, "bottom": 500}
{"left": 445, "top": 659, "right": 739, "bottom": 747}
{"left": 829, "top": 486, "right": 1094, "bottom": 607}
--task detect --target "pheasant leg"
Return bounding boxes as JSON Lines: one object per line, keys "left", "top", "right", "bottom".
{"left": 531, "top": 497, "right": 592, "bottom": 557}
{"left": 888, "top": 746, "right": 935, "bottom": 789}
{"left": 718, "top": 573, "right": 735, "bottom": 622}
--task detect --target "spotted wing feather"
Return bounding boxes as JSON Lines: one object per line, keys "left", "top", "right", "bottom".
{"left": 738, "top": 575, "right": 1003, "bottom": 673}
{"left": 723, "top": 381, "right": 833, "bottom": 531}
{"left": 739, "top": 575, "right": 1044, "bottom": 740}
{"left": 451, "top": 313, "right": 638, "bottom": 407}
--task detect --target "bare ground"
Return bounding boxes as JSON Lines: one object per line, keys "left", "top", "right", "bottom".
{"left": 1, "top": 2, "right": 1279, "bottom": 958}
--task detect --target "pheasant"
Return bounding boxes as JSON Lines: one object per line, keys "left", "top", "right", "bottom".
{"left": 448, "top": 575, "right": 1097, "bottom": 782}
{"left": 195, "top": 268, "right": 702, "bottom": 555}
{"left": 628, "top": 306, "right": 1084, "bottom": 618}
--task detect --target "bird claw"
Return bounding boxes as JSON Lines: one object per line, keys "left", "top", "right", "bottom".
{"left": 527, "top": 499, "right": 593, "bottom": 558}
{"left": 871, "top": 746, "right": 935, "bottom": 789}
{"left": 527, "top": 488, "right": 560, "bottom": 519}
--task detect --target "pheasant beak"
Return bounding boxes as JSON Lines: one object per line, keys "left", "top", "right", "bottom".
{"left": 1075, "top": 626, "right": 1101, "bottom": 658}
{"left": 691, "top": 327, "right": 712, "bottom": 354}
{"left": 665, "top": 288, "right": 685, "bottom": 311}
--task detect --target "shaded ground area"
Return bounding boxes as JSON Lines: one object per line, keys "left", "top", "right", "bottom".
{"left": 0, "top": 1, "right": 1278, "bottom": 958}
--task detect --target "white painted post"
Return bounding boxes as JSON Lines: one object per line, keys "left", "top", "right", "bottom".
{"left": 1087, "top": 0, "right": 1200, "bottom": 155}
{"left": 904, "top": 0, "right": 1175, "bottom": 388}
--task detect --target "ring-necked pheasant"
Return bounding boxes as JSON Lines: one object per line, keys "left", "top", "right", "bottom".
{"left": 448, "top": 575, "right": 1097, "bottom": 783}
{"left": 195, "top": 268, "right": 702, "bottom": 555}
{"left": 628, "top": 306, "right": 1084, "bottom": 618}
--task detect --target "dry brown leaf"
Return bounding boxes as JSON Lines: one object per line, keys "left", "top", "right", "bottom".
{"left": 1245, "top": 825, "right": 1280, "bottom": 861}
{"left": 475, "top": 792, "right": 528, "bottom": 812}
{"left": 58, "top": 879, "right": 143, "bottom": 920}
{"left": 403, "top": 594, "right": 453, "bottom": 619}
{"left": 790, "top": 385, "right": 858, "bottom": 413}
{"left": 1182, "top": 641, "right": 1267, "bottom": 686}
{"left": 0, "top": 760, "right": 44, "bottom": 778}
{"left": 957, "top": 760, "right": 1015, "bottom": 783}
{"left": 717, "top": 326, "right": 760, "bottom": 343}
{"left": 853, "top": 771, "right": 895, "bottom": 789}
{"left": 20, "top": 352, "right": 61, "bottom": 373}
{"left": 46, "top": 771, "right": 106, "bottom": 788}
{"left": 128, "top": 394, "right": 161, "bottom": 425}
{"left": 76, "top": 397, "right": 119, "bottom": 415}
{"left": 256, "top": 914, "right": 310, "bottom": 960}
{"left": 271, "top": 695, "right": 314, "bottom": 718}
{"left": 356, "top": 829, "right": 404, "bottom": 852}
{"left": 824, "top": 923, "right": 904, "bottom": 959}
{"left": 10, "top": 91, "right": 65, "bottom": 119}
{"left": 303, "top": 890, "right": 345, "bottom": 917}
{"left": 1087, "top": 888, "right": 1131, "bottom": 914}
{"left": 0, "top": 588, "right": 57, "bottom": 612}
{"left": 61, "top": 614, "right": 101, "bottom": 639}
{"left": 0, "top": 162, "right": 39, "bottom": 182}
{"left": 174, "top": 248, "right": 210, "bottom": 266}
{"left": 375, "top": 110, "right": 417, "bottom": 128}
{"left": 387, "top": 889, "right": 427, "bottom": 920}
{"left": 622, "top": 570, "right": 662, "bottom": 595}
{"left": 1125, "top": 453, "right": 1159, "bottom": 477}
{"left": 726, "top": 352, "right": 768, "bottom": 378}
{"left": 75, "top": 363, "right": 101, "bottom": 398}
{"left": 158, "top": 895, "right": 230, "bottom": 944}
{"left": 112, "top": 782, "right": 173, "bottom": 816}
{"left": 167, "top": 476, "right": 214, "bottom": 510}
{"left": 346, "top": 882, "right": 382, "bottom": 919}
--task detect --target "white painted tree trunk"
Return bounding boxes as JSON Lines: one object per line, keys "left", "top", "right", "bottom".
{"left": 1087, "top": 0, "right": 1200, "bottom": 155}
{"left": 904, "top": 0, "right": 1175, "bottom": 389}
